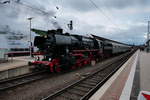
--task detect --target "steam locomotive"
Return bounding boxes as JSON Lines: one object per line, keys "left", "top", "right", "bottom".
{"left": 29, "top": 28, "right": 131, "bottom": 72}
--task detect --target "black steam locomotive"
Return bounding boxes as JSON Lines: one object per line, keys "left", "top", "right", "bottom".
{"left": 29, "top": 28, "right": 131, "bottom": 72}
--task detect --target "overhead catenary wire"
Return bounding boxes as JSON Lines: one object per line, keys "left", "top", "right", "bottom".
{"left": 15, "top": 0, "right": 62, "bottom": 28}
{"left": 2, "top": 0, "right": 120, "bottom": 30}
{"left": 88, "top": 0, "right": 122, "bottom": 31}
{"left": 98, "top": 0, "right": 118, "bottom": 25}
{"left": 15, "top": 1, "right": 50, "bottom": 16}
{"left": 87, "top": 0, "right": 131, "bottom": 44}
{"left": 1, "top": 0, "right": 58, "bottom": 18}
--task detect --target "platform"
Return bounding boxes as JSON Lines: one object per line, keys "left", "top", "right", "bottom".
{"left": 90, "top": 50, "right": 150, "bottom": 100}
{"left": 0, "top": 56, "right": 34, "bottom": 80}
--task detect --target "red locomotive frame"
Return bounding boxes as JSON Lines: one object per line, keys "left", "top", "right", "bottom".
{"left": 30, "top": 49, "right": 103, "bottom": 72}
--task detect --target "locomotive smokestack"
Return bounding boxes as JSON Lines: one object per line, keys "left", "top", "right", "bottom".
{"left": 47, "top": 29, "right": 63, "bottom": 34}
{"left": 57, "top": 28, "right": 63, "bottom": 34}
{"left": 48, "top": 30, "right": 55, "bottom": 34}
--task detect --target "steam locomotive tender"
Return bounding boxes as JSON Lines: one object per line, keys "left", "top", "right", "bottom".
{"left": 29, "top": 29, "right": 131, "bottom": 72}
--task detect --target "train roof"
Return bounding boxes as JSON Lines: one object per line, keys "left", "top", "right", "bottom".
{"left": 91, "top": 34, "right": 131, "bottom": 47}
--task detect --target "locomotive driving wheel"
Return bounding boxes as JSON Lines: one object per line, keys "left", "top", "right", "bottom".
{"left": 54, "top": 65, "right": 62, "bottom": 73}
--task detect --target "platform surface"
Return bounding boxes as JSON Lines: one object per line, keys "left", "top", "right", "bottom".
{"left": 0, "top": 56, "right": 34, "bottom": 71}
{"left": 90, "top": 50, "right": 150, "bottom": 100}
{"left": 139, "top": 51, "right": 150, "bottom": 91}
{"left": 130, "top": 51, "right": 150, "bottom": 100}
{"left": 89, "top": 51, "right": 140, "bottom": 100}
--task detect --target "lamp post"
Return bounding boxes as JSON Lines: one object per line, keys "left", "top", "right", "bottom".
{"left": 27, "top": 17, "right": 33, "bottom": 57}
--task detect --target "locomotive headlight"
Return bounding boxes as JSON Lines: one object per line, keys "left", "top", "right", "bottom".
{"left": 44, "top": 35, "right": 47, "bottom": 38}
{"left": 49, "top": 58, "right": 51, "bottom": 61}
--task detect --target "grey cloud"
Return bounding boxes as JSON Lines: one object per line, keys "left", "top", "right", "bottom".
{"left": 59, "top": 0, "right": 95, "bottom": 12}
{"left": 102, "top": 0, "right": 150, "bottom": 9}
{"left": 102, "top": 24, "right": 147, "bottom": 44}
{"left": 0, "top": 0, "right": 148, "bottom": 45}
{"left": 59, "top": 0, "right": 150, "bottom": 12}
{"left": 0, "top": 0, "right": 58, "bottom": 31}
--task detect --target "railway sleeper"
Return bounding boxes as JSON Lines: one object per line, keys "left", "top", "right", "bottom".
{"left": 77, "top": 84, "right": 94, "bottom": 89}
{"left": 60, "top": 92, "right": 82, "bottom": 100}
{"left": 80, "top": 82, "right": 96, "bottom": 87}
{"left": 67, "top": 89, "right": 86, "bottom": 96}
{"left": 89, "top": 77, "right": 103, "bottom": 82}
{"left": 72, "top": 87, "right": 89, "bottom": 92}
{"left": 0, "top": 83, "right": 11, "bottom": 87}
{"left": 74, "top": 86, "right": 91, "bottom": 91}
{"left": 54, "top": 95, "right": 75, "bottom": 100}
{"left": 87, "top": 79, "right": 100, "bottom": 83}
{"left": 92, "top": 73, "right": 105, "bottom": 77}
{"left": 82, "top": 81, "right": 97, "bottom": 86}
{"left": 97, "top": 73, "right": 107, "bottom": 76}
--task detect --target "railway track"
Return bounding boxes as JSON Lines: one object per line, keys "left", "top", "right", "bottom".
{"left": 41, "top": 51, "right": 134, "bottom": 100}
{"left": 0, "top": 52, "right": 126, "bottom": 92}
{"left": 0, "top": 70, "right": 49, "bottom": 91}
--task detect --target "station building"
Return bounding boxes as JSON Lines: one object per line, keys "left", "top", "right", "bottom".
{"left": 0, "top": 33, "right": 9, "bottom": 62}
{"left": 146, "top": 40, "right": 150, "bottom": 52}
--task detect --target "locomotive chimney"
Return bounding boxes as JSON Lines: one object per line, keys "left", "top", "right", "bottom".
{"left": 47, "top": 29, "right": 63, "bottom": 34}
{"left": 57, "top": 28, "right": 63, "bottom": 34}
{"left": 48, "top": 30, "right": 56, "bottom": 34}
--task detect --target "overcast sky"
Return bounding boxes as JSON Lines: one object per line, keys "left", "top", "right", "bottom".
{"left": 0, "top": 0, "right": 149, "bottom": 45}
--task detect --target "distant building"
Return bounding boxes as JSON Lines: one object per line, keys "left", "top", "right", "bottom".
{"left": 6, "top": 31, "right": 29, "bottom": 52}
{"left": 0, "top": 25, "right": 29, "bottom": 57}
{"left": 146, "top": 40, "right": 150, "bottom": 52}
{"left": 0, "top": 34, "right": 9, "bottom": 60}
